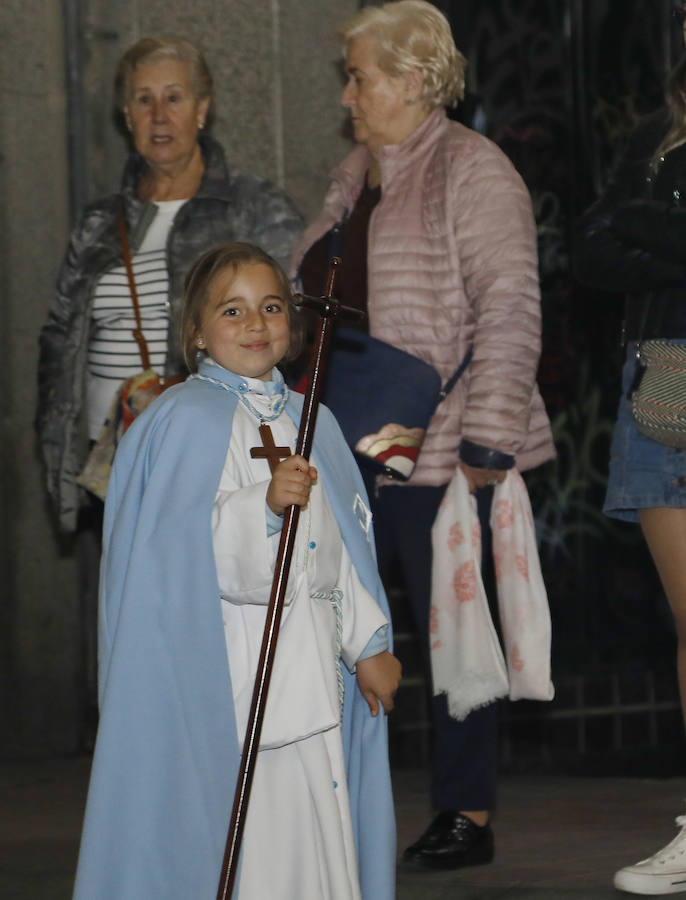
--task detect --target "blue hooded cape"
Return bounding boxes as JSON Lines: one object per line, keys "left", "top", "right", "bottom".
{"left": 72, "top": 363, "right": 396, "bottom": 899}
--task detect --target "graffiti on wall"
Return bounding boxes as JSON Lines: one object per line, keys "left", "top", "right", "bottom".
{"left": 441, "top": 0, "right": 677, "bottom": 666}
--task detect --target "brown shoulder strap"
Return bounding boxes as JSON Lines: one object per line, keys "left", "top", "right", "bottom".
{"left": 117, "top": 196, "right": 151, "bottom": 371}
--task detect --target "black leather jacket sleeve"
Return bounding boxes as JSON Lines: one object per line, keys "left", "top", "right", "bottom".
{"left": 611, "top": 199, "right": 686, "bottom": 265}
{"left": 574, "top": 109, "right": 686, "bottom": 294}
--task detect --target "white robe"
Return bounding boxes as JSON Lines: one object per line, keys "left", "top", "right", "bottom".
{"left": 212, "top": 384, "right": 388, "bottom": 899}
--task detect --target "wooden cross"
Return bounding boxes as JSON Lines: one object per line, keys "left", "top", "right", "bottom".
{"left": 250, "top": 423, "right": 291, "bottom": 474}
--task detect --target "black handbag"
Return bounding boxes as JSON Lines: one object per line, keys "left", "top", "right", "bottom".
{"left": 321, "top": 327, "right": 471, "bottom": 480}
{"left": 302, "top": 218, "right": 471, "bottom": 479}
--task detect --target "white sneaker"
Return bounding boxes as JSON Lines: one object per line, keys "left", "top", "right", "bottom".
{"left": 615, "top": 816, "right": 686, "bottom": 894}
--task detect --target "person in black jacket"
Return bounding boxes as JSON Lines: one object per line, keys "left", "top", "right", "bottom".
{"left": 575, "top": 29, "right": 686, "bottom": 896}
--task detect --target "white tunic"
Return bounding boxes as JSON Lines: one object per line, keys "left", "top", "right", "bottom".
{"left": 211, "top": 374, "right": 388, "bottom": 899}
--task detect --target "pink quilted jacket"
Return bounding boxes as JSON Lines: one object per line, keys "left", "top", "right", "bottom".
{"left": 291, "top": 108, "right": 555, "bottom": 485}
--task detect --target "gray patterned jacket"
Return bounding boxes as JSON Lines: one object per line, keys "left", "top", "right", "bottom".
{"left": 37, "top": 135, "right": 304, "bottom": 531}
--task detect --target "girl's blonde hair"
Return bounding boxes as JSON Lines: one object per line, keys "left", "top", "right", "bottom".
{"left": 338, "top": 0, "right": 466, "bottom": 109}
{"left": 180, "top": 242, "right": 302, "bottom": 373}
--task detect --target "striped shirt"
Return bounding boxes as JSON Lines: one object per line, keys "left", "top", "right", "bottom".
{"left": 87, "top": 199, "right": 185, "bottom": 438}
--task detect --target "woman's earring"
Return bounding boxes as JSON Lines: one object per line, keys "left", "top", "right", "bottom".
{"left": 198, "top": 120, "right": 205, "bottom": 130}
{"left": 196, "top": 336, "right": 205, "bottom": 347}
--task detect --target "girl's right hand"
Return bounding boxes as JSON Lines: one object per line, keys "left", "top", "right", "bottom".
{"left": 266, "top": 454, "right": 318, "bottom": 515}
{"left": 356, "top": 651, "right": 402, "bottom": 716}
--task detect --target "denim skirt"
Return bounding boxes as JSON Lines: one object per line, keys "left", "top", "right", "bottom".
{"left": 605, "top": 342, "right": 686, "bottom": 522}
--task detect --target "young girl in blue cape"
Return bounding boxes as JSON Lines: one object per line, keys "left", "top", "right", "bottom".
{"left": 72, "top": 242, "right": 401, "bottom": 900}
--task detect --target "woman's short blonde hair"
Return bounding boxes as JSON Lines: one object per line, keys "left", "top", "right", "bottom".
{"left": 338, "top": 0, "right": 466, "bottom": 109}
{"left": 114, "top": 35, "right": 213, "bottom": 110}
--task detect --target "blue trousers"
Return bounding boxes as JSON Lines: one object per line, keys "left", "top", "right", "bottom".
{"left": 369, "top": 481, "right": 498, "bottom": 812}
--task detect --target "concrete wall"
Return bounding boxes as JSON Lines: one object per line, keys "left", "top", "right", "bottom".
{"left": 81, "top": 0, "right": 355, "bottom": 217}
{"left": 1, "top": 0, "right": 356, "bottom": 757}
{"left": 2, "top": 0, "right": 82, "bottom": 758}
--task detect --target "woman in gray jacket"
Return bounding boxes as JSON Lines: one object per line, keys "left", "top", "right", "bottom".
{"left": 36, "top": 35, "right": 302, "bottom": 743}
{"left": 37, "top": 34, "right": 303, "bottom": 534}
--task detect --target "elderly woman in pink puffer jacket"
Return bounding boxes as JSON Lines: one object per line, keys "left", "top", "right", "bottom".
{"left": 291, "top": 0, "right": 554, "bottom": 874}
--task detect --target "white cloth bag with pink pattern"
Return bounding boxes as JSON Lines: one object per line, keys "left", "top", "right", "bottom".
{"left": 430, "top": 467, "right": 554, "bottom": 721}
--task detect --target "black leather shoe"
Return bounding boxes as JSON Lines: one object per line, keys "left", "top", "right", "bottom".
{"left": 402, "top": 811, "right": 495, "bottom": 870}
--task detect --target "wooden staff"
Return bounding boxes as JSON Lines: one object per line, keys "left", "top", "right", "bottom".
{"left": 216, "top": 258, "right": 364, "bottom": 900}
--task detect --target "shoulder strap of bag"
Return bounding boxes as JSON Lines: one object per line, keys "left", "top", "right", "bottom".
{"left": 328, "top": 213, "right": 348, "bottom": 261}
{"left": 439, "top": 344, "right": 473, "bottom": 402}
{"left": 625, "top": 292, "right": 653, "bottom": 399}
{"left": 117, "top": 195, "right": 152, "bottom": 371}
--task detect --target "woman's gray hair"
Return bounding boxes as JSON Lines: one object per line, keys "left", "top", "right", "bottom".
{"left": 338, "top": 0, "right": 466, "bottom": 109}
{"left": 114, "top": 35, "right": 213, "bottom": 110}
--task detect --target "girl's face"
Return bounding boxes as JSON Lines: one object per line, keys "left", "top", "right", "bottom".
{"left": 195, "top": 262, "right": 290, "bottom": 381}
